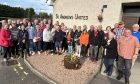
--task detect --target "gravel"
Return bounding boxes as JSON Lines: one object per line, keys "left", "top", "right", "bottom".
{"left": 27, "top": 53, "right": 100, "bottom": 84}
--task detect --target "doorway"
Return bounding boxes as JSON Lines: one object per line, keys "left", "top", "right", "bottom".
{"left": 122, "top": 2, "right": 140, "bottom": 29}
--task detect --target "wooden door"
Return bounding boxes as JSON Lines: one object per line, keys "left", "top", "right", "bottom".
{"left": 122, "top": 16, "right": 139, "bottom": 29}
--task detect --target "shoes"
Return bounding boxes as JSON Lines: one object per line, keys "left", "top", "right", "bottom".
{"left": 32, "top": 52, "right": 35, "bottom": 55}
{"left": 125, "top": 77, "right": 130, "bottom": 84}
{"left": 116, "top": 74, "right": 123, "bottom": 80}
{"left": 93, "top": 59, "right": 97, "bottom": 64}
{"left": 104, "top": 70, "right": 108, "bottom": 73}
{"left": 38, "top": 51, "right": 41, "bottom": 55}
{"left": 3, "top": 58, "right": 7, "bottom": 62}
{"left": 10, "top": 57, "right": 14, "bottom": 60}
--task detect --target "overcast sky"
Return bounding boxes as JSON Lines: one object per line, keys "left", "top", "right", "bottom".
{"left": 0, "top": 0, "right": 53, "bottom": 14}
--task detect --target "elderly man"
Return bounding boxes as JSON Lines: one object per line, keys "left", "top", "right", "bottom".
{"left": 131, "top": 24, "right": 140, "bottom": 43}
{"left": 113, "top": 22, "right": 125, "bottom": 40}
{"left": 117, "top": 29, "right": 139, "bottom": 84}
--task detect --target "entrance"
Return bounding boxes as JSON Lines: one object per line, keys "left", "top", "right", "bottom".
{"left": 122, "top": 2, "right": 140, "bottom": 29}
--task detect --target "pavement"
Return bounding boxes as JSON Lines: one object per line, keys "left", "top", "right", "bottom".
{"left": 89, "top": 57, "right": 140, "bottom": 84}
{"left": 0, "top": 55, "right": 49, "bottom": 84}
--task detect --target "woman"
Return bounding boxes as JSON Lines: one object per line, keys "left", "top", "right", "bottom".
{"left": 89, "top": 26, "right": 100, "bottom": 63}
{"left": 102, "top": 32, "right": 117, "bottom": 76}
{"left": 75, "top": 26, "right": 82, "bottom": 57}
{"left": 104, "top": 26, "right": 112, "bottom": 40}
{"left": 0, "top": 24, "right": 13, "bottom": 61}
{"left": 33, "top": 25, "right": 42, "bottom": 55}
{"left": 80, "top": 29, "right": 89, "bottom": 57}
{"left": 26, "top": 22, "right": 35, "bottom": 55}
{"left": 18, "top": 25, "right": 30, "bottom": 57}
{"left": 43, "top": 24, "right": 55, "bottom": 55}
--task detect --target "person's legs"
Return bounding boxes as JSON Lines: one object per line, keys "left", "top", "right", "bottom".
{"left": 55, "top": 42, "right": 59, "bottom": 54}
{"left": 7, "top": 46, "right": 12, "bottom": 59}
{"left": 124, "top": 59, "right": 132, "bottom": 83}
{"left": 90, "top": 45, "right": 94, "bottom": 60}
{"left": 15, "top": 40, "right": 19, "bottom": 56}
{"left": 93, "top": 46, "right": 98, "bottom": 63}
{"left": 77, "top": 45, "right": 81, "bottom": 57}
{"left": 103, "top": 58, "right": 109, "bottom": 73}
{"left": 107, "top": 59, "right": 114, "bottom": 76}
{"left": 117, "top": 56, "right": 125, "bottom": 80}
{"left": 58, "top": 42, "right": 62, "bottom": 54}
{"left": 25, "top": 42, "right": 30, "bottom": 57}
{"left": 3, "top": 47, "right": 8, "bottom": 60}
{"left": 11, "top": 43, "right": 15, "bottom": 56}
{"left": 82, "top": 45, "right": 87, "bottom": 57}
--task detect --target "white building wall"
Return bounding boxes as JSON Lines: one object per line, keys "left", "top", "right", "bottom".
{"left": 52, "top": 0, "right": 140, "bottom": 29}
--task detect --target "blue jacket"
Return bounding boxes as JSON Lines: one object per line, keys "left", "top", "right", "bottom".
{"left": 132, "top": 31, "right": 140, "bottom": 42}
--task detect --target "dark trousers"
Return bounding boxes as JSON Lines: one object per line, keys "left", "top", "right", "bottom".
{"left": 3, "top": 46, "right": 11, "bottom": 59}
{"left": 81, "top": 45, "right": 87, "bottom": 57}
{"left": 34, "top": 41, "right": 41, "bottom": 52}
{"left": 11, "top": 40, "right": 19, "bottom": 56}
{"left": 104, "top": 58, "right": 114, "bottom": 76}
{"left": 118, "top": 56, "right": 132, "bottom": 81}
{"left": 19, "top": 42, "right": 30, "bottom": 57}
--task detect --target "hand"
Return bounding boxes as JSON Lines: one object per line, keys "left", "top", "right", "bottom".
{"left": 132, "top": 58, "right": 137, "bottom": 67}
{"left": 22, "top": 40, "right": 25, "bottom": 43}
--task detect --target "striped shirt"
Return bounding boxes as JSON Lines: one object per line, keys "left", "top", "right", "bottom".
{"left": 113, "top": 28, "right": 125, "bottom": 40}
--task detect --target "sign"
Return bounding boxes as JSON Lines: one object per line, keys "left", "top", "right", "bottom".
{"left": 55, "top": 14, "right": 88, "bottom": 20}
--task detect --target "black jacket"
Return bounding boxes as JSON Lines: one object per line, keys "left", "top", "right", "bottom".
{"left": 54, "top": 30, "right": 64, "bottom": 42}
{"left": 98, "top": 30, "right": 104, "bottom": 46}
{"left": 89, "top": 31, "right": 100, "bottom": 46}
{"left": 102, "top": 39, "right": 118, "bottom": 59}
{"left": 18, "top": 30, "right": 29, "bottom": 43}
{"left": 75, "top": 31, "right": 82, "bottom": 45}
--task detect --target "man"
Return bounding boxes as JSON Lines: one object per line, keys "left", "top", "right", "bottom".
{"left": 53, "top": 25, "right": 64, "bottom": 55}
{"left": 117, "top": 29, "right": 139, "bottom": 84}
{"left": 10, "top": 23, "right": 19, "bottom": 57}
{"left": 97, "top": 24, "right": 104, "bottom": 60}
{"left": 113, "top": 22, "right": 125, "bottom": 40}
{"left": 8, "top": 19, "right": 12, "bottom": 29}
{"left": 131, "top": 24, "right": 140, "bottom": 43}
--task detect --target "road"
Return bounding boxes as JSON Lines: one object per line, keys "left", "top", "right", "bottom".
{"left": 0, "top": 55, "right": 49, "bottom": 84}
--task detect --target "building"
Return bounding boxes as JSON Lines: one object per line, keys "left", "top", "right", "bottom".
{"left": 47, "top": 0, "right": 140, "bottom": 29}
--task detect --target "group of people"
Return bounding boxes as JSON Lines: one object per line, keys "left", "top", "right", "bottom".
{"left": 0, "top": 18, "right": 140, "bottom": 84}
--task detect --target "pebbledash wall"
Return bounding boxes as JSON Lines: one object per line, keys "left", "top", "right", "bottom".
{"left": 51, "top": 0, "right": 140, "bottom": 30}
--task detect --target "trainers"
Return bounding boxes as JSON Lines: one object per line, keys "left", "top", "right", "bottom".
{"left": 38, "top": 51, "right": 41, "bottom": 55}
{"left": 32, "top": 52, "right": 35, "bottom": 55}
{"left": 10, "top": 57, "right": 14, "bottom": 60}
{"left": 3, "top": 58, "right": 7, "bottom": 62}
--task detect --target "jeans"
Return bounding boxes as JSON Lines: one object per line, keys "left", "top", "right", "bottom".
{"left": 55, "top": 41, "right": 62, "bottom": 48}
{"left": 118, "top": 56, "right": 132, "bottom": 81}
{"left": 19, "top": 42, "right": 30, "bottom": 57}
{"left": 68, "top": 45, "right": 73, "bottom": 54}
{"left": 0, "top": 46, "right": 3, "bottom": 55}
{"left": 90, "top": 45, "right": 98, "bottom": 60}
{"left": 76, "top": 45, "right": 81, "bottom": 57}
{"left": 29, "top": 39, "right": 35, "bottom": 52}
{"left": 3, "top": 46, "right": 12, "bottom": 59}
{"left": 34, "top": 41, "right": 41, "bottom": 52}
{"left": 104, "top": 58, "right": 114, "bottom": 76}
{"left": 81, "top": 45, "right": 87, "bottom": 57}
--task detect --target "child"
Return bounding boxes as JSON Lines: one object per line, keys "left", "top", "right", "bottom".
{"left": 66, "top": 29, "right": 73, "bottom": 54}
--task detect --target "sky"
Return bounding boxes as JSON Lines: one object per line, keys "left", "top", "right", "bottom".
{"left": 0, "top": 0, "right": 53, "bottom": 14}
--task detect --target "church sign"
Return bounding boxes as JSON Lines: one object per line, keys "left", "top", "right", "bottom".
{"left": 55, "top": 14, "right": 88, "bottom": 20}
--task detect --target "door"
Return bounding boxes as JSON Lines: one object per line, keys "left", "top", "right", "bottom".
{"left": 122, "top": 16, "right": 139, "bottom": 29}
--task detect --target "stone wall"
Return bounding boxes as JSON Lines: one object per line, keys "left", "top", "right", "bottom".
{"left": 53, "top": 0, "right": 140, "bottom": 29}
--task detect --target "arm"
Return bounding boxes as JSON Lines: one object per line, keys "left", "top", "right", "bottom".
{"left": 85, "top": 34, "right": 89, "bottom": 46}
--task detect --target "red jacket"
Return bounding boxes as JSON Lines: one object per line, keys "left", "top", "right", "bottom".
{"left": 0, "top": 29, "right": 13, "bottom": 47}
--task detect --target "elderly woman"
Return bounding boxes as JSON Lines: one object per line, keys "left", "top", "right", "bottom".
{"left": 131, "top": 24, "right": 140, "bottom": 43}
{"left": 102, "top": 32, "right": 118, "bottom": 76}
{"left": 0, "top": 24, "right": 13, "bottom": 61}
